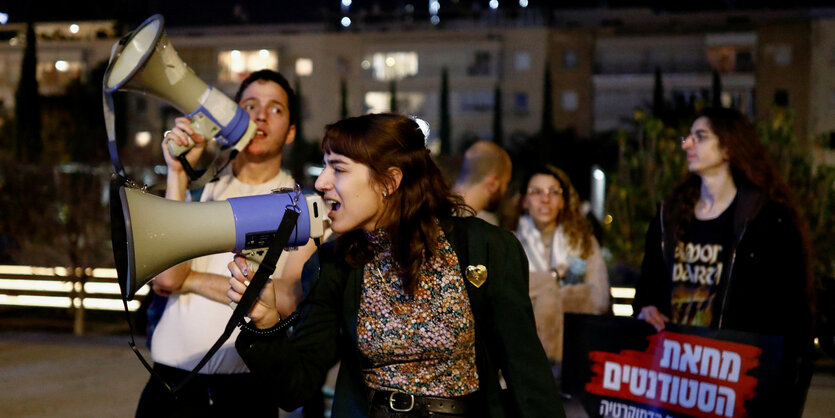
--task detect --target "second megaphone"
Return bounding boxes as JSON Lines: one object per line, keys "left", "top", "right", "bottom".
{"left": 110, "top": 179, "right": 326, "bottom": 300}
{"left": 103, "top": 14, "right": 256, "bottom": 160}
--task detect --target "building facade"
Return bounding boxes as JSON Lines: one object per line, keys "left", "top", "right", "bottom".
{"left": 0, "top": 9, "right": 833, "bottom": 168}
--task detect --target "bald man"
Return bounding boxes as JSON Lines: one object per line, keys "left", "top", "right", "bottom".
{"left": 453, "top": 141, "right": 512, "bottom": 226}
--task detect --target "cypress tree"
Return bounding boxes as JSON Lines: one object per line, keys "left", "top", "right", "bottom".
{"left": 439, "top": 67, "right": 451, "bottom": 155}
{"left": 293, "top": 78, "right": 304, "bottom": 142}
{"left": 711, "top": 70, "right": 723, "bottom": 108}
{"left": 652, "top": 66, "right": 664, "bottom": 118}
{"left": 15, "top": 22, "right": 42, "bottom": 163}
{"left": 540, "top": 62, "right": 554, "bottom": 137}
{"left": 389, "top": 79, "right": 397, "bottom": 113}
{"left": 340, "top": 78, "right": 348, "bottom": 119}
{"left": 492, "top": 83, "right": 503, "bottom": 146}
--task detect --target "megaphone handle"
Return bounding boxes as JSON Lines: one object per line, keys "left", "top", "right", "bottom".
{"left": 167, "top": 133, "right": 196, "bottom": 157}
{"left": 167, "top": 113, "right": 221, "bottom": 158}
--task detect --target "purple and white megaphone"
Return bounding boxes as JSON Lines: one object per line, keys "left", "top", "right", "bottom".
{"left": 110, "top": 178, "right": 325, "bottom": 300}
{"left": 103, "top": 14, "right": 256, "bottom": 179}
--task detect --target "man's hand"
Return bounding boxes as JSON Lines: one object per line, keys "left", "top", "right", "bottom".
{"left": 161, "top": 116, "right": 207, "bottom": 173}
{"left": 637, "top": 305, "right": 669, "bottom": 332}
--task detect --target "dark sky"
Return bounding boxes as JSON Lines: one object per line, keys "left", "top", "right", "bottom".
{"left": 3, "top": 1, "right": 833, "bottom": 26}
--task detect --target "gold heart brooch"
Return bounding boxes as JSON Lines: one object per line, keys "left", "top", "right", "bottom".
{"left": 466, "top": 265, "right": 487, "bottom": 288}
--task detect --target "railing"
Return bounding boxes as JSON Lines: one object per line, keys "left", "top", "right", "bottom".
{"left": 0, "top": 265, "right": 147, "bottom": 335}
{"left": 0, "top": 264, "right": 635, "bottom": 333}
{"left": 610, "top": 286, "right": 635, "bottom": 317}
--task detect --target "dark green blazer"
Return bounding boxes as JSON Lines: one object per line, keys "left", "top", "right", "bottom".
{"left": 237, "top": 216, "right": 565, "bottom": 417}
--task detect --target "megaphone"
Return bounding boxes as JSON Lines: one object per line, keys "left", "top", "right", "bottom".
{"left": 110, "top": 178, "right": 325, "bottom": 300}
{"left": 103, "top": 14, "right": 255, "bottom": 159}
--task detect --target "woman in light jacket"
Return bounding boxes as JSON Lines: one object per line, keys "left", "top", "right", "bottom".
{"left": 513, "top": 165, "right": 609, "bottom": 366}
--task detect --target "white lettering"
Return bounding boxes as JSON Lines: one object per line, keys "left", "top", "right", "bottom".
{"left": 678, "top": 377, "right": 698, "bottom": 408}
{"left": 597, "top": 362, "right": 738, "bottom": 417}
{"left": 719, "top": 351, "right": 741, "bottom": 383}
{"left": 670, "top": 376, "right": 680, "bottom": 405}
{"left": 660, "top": 340, "right": 681, "bottom": 369}
{"left": 658, "top": 373, "right": 673, "bottom": 403}
{"left": 717, "top": 386, "right": 736, "bottom": 417}
{"left": 629, "top": 367, "right": 649, "bottom": 396}
{"left": 679, "top": 343, "right": 703, "bottom": 374}
{"left": 700, "top": 347, "right": 721, "bottom": 378}
{"left": 646, "top": 370, "right": 658, "bottom": 399}
{"left": 604, "top": 361, "right": 622, "bottom": 390}
{"left": 697, "top": 382, "right": 717, "bottom": 413}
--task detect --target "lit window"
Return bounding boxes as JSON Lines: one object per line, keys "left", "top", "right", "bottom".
{"left": 514, "top": 92, "right": 529, "bottom": 114}
{"left": 467, "top": 51, "right": 491, "bottom": 76}
{"left": 218, "top": 50, "right": 278, "bottom": 84}
{"left": 772, "top": 44, "right": 792, "bottom": 67}
{"left": 296, "top": 58, "right": 313, "bottom": 76}
{"left": 561, "top": 90, "right": 579, "bottom": 111}
{"left": 460, "top": 90, "right": 494, "bottom": 112}
{"left": 563, "top": 50, "right": 579, "bottom": 69}
{"left": 364, "top": 91, "right": 426, "bottom": 114}
{"left": 514, "top": 52, "right": 531, "bottom": 71}
{"left": 36, "top": 60, "right": 82, "bottom": 95}
{"left": 367, "top": 52, "right": 419, "bottom": 81}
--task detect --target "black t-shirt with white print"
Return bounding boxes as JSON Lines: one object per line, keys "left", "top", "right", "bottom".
{"left": 670, "top": 198, "right": 736, "bottom": 327}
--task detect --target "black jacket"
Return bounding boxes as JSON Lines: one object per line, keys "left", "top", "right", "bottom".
{"left": 633, "top": 184, "right": 813, "bottom": 417}
{"left": 237, "top": 216, "right": 565, "bottom": 417}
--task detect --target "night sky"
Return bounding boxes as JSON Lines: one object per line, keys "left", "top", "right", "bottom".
{"left": 3, "top": 1, "right": 833, "bottom": 27}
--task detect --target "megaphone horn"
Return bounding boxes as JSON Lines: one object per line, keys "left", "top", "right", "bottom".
{"left": 110, "top": 177, "right": 325, "bottom": 300}
{"left": 103, "top": 14, "right": 256, "bottom": 158}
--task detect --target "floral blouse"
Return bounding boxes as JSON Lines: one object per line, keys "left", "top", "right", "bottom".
{"left": 357, "top": 227, "right": 479, "bottom": 397}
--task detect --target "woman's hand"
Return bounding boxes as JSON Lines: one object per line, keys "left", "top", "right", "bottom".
{"left": 227, "top": 255, "right": 281, "bottom": 329}
{"left": 637, "top": 305, "right": 669, "bottom": 332}
{"left": 161, "top": 117, "right": 207, "bottom": 173}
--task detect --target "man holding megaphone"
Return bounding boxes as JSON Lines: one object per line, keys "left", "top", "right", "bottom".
{"left": 136, "top": 70, "right": 316, "bottom": 417}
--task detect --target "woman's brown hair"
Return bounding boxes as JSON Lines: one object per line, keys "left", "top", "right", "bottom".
{"left": 321, "top": 113, "right": 470, "bottom": 293}
{"left": 517, "top": 165, "right": 595, "bottom": 258}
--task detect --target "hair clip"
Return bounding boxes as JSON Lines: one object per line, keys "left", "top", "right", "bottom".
{"left": 411, "top": 116, "right": 431, "bottom": 144}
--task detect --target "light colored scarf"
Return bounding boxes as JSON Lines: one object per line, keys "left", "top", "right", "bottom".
{"left": 514, "top": 215, "right": 570, "bottom": 273}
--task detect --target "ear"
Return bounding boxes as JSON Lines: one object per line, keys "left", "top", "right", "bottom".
{"left": 284, "top": 124, "right": 297, "bottom": 145}
{"left": 484, "top": 173, "right": 499, "bottom": 193}
{"left": 385, "top": 167, "right": 403, "bottom": 195}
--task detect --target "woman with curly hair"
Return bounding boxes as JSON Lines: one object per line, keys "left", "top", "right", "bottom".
{"left": 227, "top": 114, "right": 564, "bottom": 417}
{"left": 513, "top": 165, "right": 609, "bottom": 367}
{"left": 633, "top": 107, "right": 814, "bottom": 417}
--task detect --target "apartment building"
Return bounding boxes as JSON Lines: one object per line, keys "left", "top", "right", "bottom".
{"left": 0, "top": 8, "right": 832, "bottom": 167}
